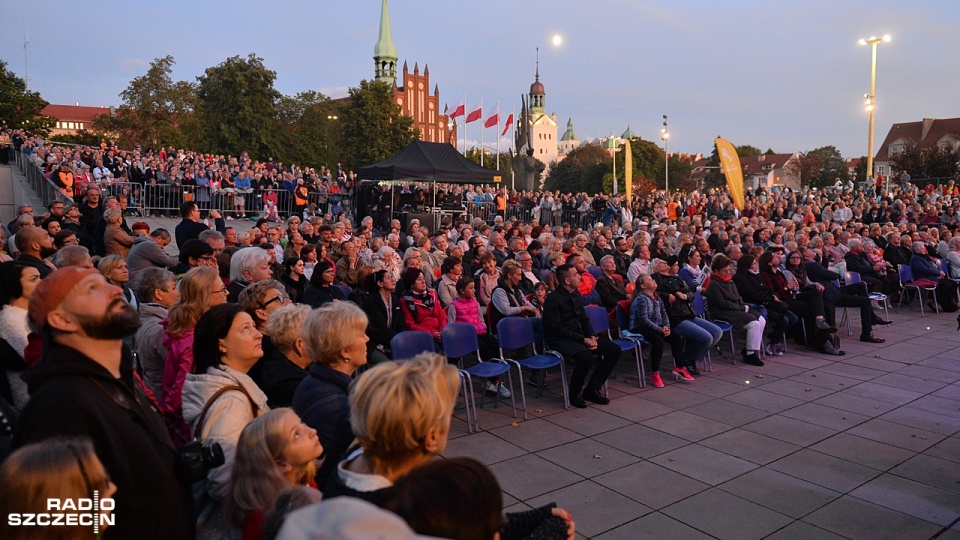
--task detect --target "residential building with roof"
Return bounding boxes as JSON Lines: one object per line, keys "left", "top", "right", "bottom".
{"left": 873, "top": 117, "right": 960, "bottom": 178}
{"left": 41, "top": 104, "right": 113, "bottom": 137}
{"left": 739, "top": 153, "right": 800, "bottom": 191}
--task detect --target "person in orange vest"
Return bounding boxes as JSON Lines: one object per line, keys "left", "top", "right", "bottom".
{"left": 495, "top": 189, "right": 507, "bottom": 219}
{"left": 293, "top": 178, "right": 310, "bottom": 217}
{"left": 51, "top": 161, "right": 75, "bottom": 200}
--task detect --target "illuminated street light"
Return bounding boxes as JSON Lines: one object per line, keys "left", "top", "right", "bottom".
{"left": 660, "top": 115, "right": 670, "bottom": 192}
{"left": 859, "top": 34, "right": 891, "bottom": 190}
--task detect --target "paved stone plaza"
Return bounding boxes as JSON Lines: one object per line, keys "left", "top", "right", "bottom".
{"left": 9, "top": 173, "right": 959, "bottom": 539}
{"left": 443, "top": 305, "right": 960, "bottom": 539}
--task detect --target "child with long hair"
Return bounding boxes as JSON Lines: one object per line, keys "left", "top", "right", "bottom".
{"left": 227, "top": 408, "right": 323, "bottom": 540}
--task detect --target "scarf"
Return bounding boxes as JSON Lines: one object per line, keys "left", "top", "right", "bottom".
{"left": 402, "top": 289, "right": 435, "bottom": 322}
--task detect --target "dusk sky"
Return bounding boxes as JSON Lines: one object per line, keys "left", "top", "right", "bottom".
{"left": 3, "top": 0, "right": 957, "bottom": 161}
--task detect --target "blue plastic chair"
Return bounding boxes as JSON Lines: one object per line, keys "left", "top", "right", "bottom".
{"left": 844, "top": 271, "right": 889, "bottom": 321}
{"left": 587, "top": 265, "right": 603, "bottom": 279}
{"left": 586, "top": 305, "right": 645, "bottom": 388}
{"left": 897, "top": 265, "right": 938, "bottom": 316}
{"left": 614, "top": 302, "right": 651, "bottom": 381}
{"left": 693, "top": 293, "right": 736, "bottom": 366}
{"left": 442, "top": 323, "right": 515, "bottom": 430}
{"left": 333, "top": 284, "right": 352, "bottom": 299}
{"left": 497, "top": 317, "right": 568, "bottom": 417}
{"left": 390, "top": 331, "right": 436, "bottom": 360}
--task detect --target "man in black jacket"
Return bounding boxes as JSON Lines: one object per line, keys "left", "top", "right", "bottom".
{"left": 174, "top": 201, "right": 224, "bottom": 248}
{"left": 542, "top": 264, "right": 620, "bottom": 409}
{"left": 15, "top": 266, "right": 193, "bottom": 539}
{"left": 362, "top": 269, "right": 405, "bottom": 364}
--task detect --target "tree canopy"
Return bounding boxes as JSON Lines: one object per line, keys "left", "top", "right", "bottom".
{"left": 890, "top": 143, "right": 960, "bottom": 180}
{"left": 94, "top": 56, "right": 197, "bottom": 150}
{"left": 0, "top": 59, "right": 54, "bottom": 134}
{"left": 339, "top": 80, "right": 417, "bottom": 171}
{"left": 783, "top": 146, "right": 849, "bottom": 188}
{"left": 197, "top": 54, "right": 282, "bottom": 159}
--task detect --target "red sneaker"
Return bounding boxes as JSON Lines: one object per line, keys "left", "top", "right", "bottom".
{"left": 651, "top": 372, "right": 665, "bottom": 388}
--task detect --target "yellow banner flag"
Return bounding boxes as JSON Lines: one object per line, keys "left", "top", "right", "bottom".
{"left": 622, "top": 139, "right": 632, "bottom": 198}
{"left": 715, "top": 137, "right": 745, "bottom": 211}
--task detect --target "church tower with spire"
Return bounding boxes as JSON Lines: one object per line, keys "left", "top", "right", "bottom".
{"left": 372, "top": 0, "right": 454, "bottom": 144}
{"left": 373, "top": 0, "right": 397, "bottom": 85}
{"left": 526, "top": 50, "right": 558, "bottom": 171}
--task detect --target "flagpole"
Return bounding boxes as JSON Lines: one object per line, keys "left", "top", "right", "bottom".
{"left": 495, "top": 100, "right": 500, "bottom": 171}
{"left": 480, "top": 109, "right": 484, "bottom": 168}
{"left": 510, "top": 105, "right": 516, "bottom": 191}
{"left": 461, "top": 93, "right": 466, "bottom": 154}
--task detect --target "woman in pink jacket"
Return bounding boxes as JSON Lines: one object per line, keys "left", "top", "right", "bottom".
{"left": 160, "top": 266, "right": 228, "bottom": 443}
{"left": 447, "top": 277, "right": 510, "bottom": 397}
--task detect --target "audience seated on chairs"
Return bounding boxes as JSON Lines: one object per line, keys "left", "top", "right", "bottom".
{"left": 542, "top": 264, "right": 620, "bottom": 408}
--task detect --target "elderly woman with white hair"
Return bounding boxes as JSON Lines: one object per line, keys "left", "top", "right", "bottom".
{"left": 260, "top": 304, "right": 312, "bottom": 408}
{"left": 227, "top": 246, "right": 275, "bottom": 302}
{"left": 373, "top": 245, "right": 401, "bottom": 282}
{"left": 293, "top": 302, "right": 370, "bottom": 489}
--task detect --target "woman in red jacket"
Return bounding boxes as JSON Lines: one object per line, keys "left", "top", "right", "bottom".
{"left": 399, "top": 267, "right": 446, "bottom": 342}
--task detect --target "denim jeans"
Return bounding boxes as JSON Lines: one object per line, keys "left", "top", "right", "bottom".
{"left": 673, "top": 318, "right": 723, "bottom": 363}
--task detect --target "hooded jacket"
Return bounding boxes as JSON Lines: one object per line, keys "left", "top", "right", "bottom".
{"left": 15, "top": 342, "right": 193, "bottom": 539}
{"left": 182, "top": 365, "right": 268, "bottom": 501}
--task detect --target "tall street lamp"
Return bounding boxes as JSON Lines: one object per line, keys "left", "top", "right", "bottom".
{"left": 605, "top": 134, "right": 621, "bottom": 194}
{"left": 660, "top": 115, "right": 670, "bottom": 192}
{"left": 859, "top": 34, "right": 891, "bottom": 190}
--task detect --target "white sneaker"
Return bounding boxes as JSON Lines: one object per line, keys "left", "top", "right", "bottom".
{"left": 485, "top": 381, "right": 512, "bottom": 398}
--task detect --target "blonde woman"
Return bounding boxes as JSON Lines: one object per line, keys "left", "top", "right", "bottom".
{"left": 293, "top": 301, "right": 369, "bottom": 489}
{"left": 0, "top": 438, "right": 117, "bottom": 540}
{"left": 227, "top": 408, "right": 323, "bottom": 537}
{"left": 324, "top": 352, "right": 460, "bottom": 501}
{"left": 160, "top": 266, "right": 228, "bottom": 443}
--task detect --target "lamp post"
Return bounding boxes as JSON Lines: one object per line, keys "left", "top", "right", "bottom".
{"left": 859, "top": 34, "right": 890, "bottom": 191}
{"left": 660, "top": 115, "right": 670, "bottom": 192}
{"left": 605, "top": 134, "right": 621, "bottom": 194}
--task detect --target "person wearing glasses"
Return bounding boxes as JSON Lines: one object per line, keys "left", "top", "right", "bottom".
{"left": 303, "top": 260, "right": 345, "bottom": 309}
{"left": 160, "top": 267, "right": 229, "bottom": 443}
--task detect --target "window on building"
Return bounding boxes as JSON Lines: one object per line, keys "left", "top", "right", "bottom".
{"left": 79, "top": 123, "right": 84, "bottom": 129}
{"left": 889, "top": 145, "right": 902, "bottom": 156}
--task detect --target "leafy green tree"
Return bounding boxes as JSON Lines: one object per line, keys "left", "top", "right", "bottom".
{"left": 339, "top": 80, "right": 417, "bottom": 170}
{"left": 784, "top": 146, "right": 848, "bottom": 188}
{"left": 196, "top": 54, "right": 281, "bottom": 159}
{"left": 275, "top": 90, "right": 340, "bottom": 169}
{"left": 0, "top": 59, "right": 54, "bottom": 134}
{"left": 853, "top": 156, "right": 868, "bottom": 184}
{"left": 810, "top": 146, "right": 848, "bottom": 187}
{"left": 544, "top": 143, "right": 609, "bottom": 193}
{"left": 49, "top": 129, "right": 102, "bottom": 146}
{"left": 923, "top": 145, "right": 960, "bottom": 179}
{"left": 703, "top": 139, "right": 726, "bottom": 189}
{"left": 464, "top": 148, "right": 513, "bottom": 177}
{"left": 736, "top": 145, "right": 763, "bottom": 157}
{"left": 95, "top": 56, "right": 197, "bottom": 150}
{"left": 890, "top": 143, "right": 959, "bottom": 180}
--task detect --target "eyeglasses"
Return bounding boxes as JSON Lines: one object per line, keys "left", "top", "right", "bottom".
{"left": 261, "top": 294, "right": 290, "bottom": 309}
{"left": 212, "top": 287, "right": 227, "bottom": 295}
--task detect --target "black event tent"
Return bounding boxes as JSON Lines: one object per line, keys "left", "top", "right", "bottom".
{"left": 356, "top": 140, "right": 500, "bottom": 184}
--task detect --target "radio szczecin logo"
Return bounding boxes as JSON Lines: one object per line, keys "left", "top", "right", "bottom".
{"left": 7, "top": 491, "right": 115, "bottom": 533}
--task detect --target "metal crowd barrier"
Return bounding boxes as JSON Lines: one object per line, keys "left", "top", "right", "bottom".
{"left": 14, "top": 149, "right": 73, "bottom": 206}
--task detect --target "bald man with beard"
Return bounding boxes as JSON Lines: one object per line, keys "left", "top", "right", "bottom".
{"left": 14, "top": 226, "right": 57, "bottom": 278}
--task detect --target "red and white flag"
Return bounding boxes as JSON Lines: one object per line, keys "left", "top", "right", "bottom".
{"left": 448, "top": 96, "right": 465, "bottom": 119}
{"left": 484, "top": 102, "right": 500, "bottom": 128}
{"left": 465, "top": 99, "right": 483, "bottom": 124}
{"left": 501, "top": 112, "right": 514, "bottom": 136}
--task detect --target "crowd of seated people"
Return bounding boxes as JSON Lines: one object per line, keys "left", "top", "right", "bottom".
{"left": 3, "top": 126, "right": 960, "bottom": 538}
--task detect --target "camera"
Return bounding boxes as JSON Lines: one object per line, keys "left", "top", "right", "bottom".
{"left": 174, "top": 440, "right": 225, "bottom": 485}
